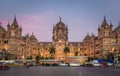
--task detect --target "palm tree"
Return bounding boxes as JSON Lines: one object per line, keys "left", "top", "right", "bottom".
{"left": 36, "top": 55, "right": 41, "bottom": 65}
{"left": 49, "top": 47, "right": 55, "bottom": 59}
{"left": 74, "top": 51, "right": 79, "bottom": 56}
{"left": 64, "top": 47, "right": 70, "bottom": 58}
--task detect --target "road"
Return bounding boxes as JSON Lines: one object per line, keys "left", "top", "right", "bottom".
{"left": 0, "top": 66, "right": 120, "bottom": 76}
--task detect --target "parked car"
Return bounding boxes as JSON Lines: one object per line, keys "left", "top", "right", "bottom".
{"left": 92, "top": 60, "right": 101, "bottom": 67}
{"left": 107, "top": 63, "right": 113, "bottom": 67}
{"left": 69, "top": 62, "right": 80, "bottom": 67}
{"left": 93, "top": 63, "right": 101, "bottom": 67}
{"left": 85, "top": 62, "right": 93, "bottom": 67}
{"left": 0, "top": 62, "right": 10, "bottom": 70}
{"left": 29, "top": 61, "right": 37, "bottom": 66}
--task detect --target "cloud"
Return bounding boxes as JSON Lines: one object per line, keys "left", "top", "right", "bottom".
{"left": 18, "top": 14, "right": 52, "bottom": 41}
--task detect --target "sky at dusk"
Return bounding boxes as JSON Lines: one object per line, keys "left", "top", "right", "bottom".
{"left": 0, "top": 0, "right": 120, "bottom": 42}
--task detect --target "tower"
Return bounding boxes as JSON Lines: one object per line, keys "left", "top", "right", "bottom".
{"left": 7, "top": 16, "right": 22, "bottom": 38}
{"left": 6, "top": 16, "right": 23, "bottom": 59}
{"left": 52, "top": 17, "right": 68, "bottom": 60}
{"left": 98, "top": 16, "right": 113, "bottom": 57}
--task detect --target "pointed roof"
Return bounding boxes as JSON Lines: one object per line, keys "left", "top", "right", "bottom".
{"left": 101, "top": 16, "right": 109, "bottom": 28}
{"left": 103, "top": 16, "right": 107, "bottom": 23}
{"left": 20, "top": 25, "right": 22, "bottom": 30}
{"left": 13, "top": 15, "right": 18, "bottom": 24}
{"left": 110, "top": 21, "right": 113, "bottom": 28}
{"left": 7, "top": 21, "right": 10, "bottom": 28}
{"left": 11, "top": 15, "right": 19, "bottom": 28}
{"left": 98, "top": 25, "right": 100, "bottom": 31}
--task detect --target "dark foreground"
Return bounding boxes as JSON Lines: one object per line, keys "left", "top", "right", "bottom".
{"left": 0, "top": 66, "right": 120, "bottom": 76}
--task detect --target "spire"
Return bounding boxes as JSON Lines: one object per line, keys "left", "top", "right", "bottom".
{"left": 98, "top": 25, "right": 100, "bottom": 31}
{"left": 101, "top": 16, "right": 108, "bottom": 28}
{"left": 110, "top": 21, "right": 113, "bottom": 28}
{"left": 103, "top": 15, "right": 107, "bottom": 23}
{"left": 20, "top": 25, "right": 22, "bottom": 30}
{"left": 12, "top": 15, "right": 19, "bottom": 28}
{"left": 7, "top": 21, "right": 10, "bottom": 28}
{"left": 91, "top": 33, "right": 93, "bottom": 36}
{"left": 59, "top": 17, "right": 61, "bottom": 22}
{"left": 13, "top": 15, "right": 17, "bottom": 24}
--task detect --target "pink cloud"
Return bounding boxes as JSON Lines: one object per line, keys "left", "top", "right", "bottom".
{"left": 0, "top": 14, "right": 53, "bottom": 41}
{"left": 18, "top": 14, "right": 52, "bottom": 41}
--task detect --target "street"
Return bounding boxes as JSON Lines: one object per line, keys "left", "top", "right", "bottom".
{"left": 0, "top": 66, "right": 120, "bottom": 76}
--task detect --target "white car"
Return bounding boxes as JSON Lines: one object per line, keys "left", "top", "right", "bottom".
{"left": 107, "top": 63, "right": 113, "bottom": 67}
{"left": 92, "top": 63, "right": 101, "bottom": 67}
{"left": 69, "top": 62, "right": 80, "bottom": 67}
{"left": 92, "top": 60, "right": 101, "bottom": 67}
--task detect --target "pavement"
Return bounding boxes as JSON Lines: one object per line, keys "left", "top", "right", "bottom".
{"left": 0, "top": 66, "right": 120, "bottom": 76}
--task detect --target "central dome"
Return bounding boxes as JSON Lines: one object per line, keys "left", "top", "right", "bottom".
{"left": 30, "top": 33, "right": 37, "bottom": 40}
{"left": 55, "top": 17, "right": 66, "bottom": 29}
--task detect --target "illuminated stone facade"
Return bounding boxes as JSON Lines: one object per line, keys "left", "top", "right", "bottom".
{"left": 0, "top": 16, "right": 120, "bottom": 60}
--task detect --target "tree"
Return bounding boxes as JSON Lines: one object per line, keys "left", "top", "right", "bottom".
{"left": 74, "top": 51, "right": 79, "bottom": 56}
{"left": 64, "top": 47, "right": 70, "bottom": 58}
{"left": 36, "top": 55, "right": 41, "bottom": 65}
{"left": 49, "top": 47, "right": 55, "bottom": 59}
{"left": 29, "top": 56, "right": 33, "bottom": 60}
{"left": 26, "top": 56, "right": 33, "bottom": 60}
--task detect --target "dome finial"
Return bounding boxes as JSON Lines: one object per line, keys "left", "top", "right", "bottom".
{"left": 59, "top": 17, "right": 61, "bottom": 22}
{"left": 104, "top": 15, "right": 106, "bottom": 23}
{"left": 14, "top": 14, "right": 17, "bottom": 22}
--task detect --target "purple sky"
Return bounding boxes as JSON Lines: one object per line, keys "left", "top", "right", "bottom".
{"left": 0, "top": 0, "right": 120, "bottom": 42}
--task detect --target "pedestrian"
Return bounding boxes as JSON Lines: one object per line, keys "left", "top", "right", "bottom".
{"left": 101, "top": 62, "right": 105, "bottom": 68}
{"left": 26, "top": 62, "right": 30, "bottom": 68}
